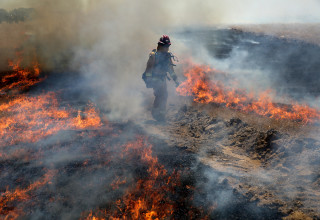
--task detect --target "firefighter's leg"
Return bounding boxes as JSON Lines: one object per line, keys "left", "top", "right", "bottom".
{"left": 158, "top": 80, "right": 168, "bottom": 116}
{"left": 152, "top": 80, "right": 167, "bottom": 121}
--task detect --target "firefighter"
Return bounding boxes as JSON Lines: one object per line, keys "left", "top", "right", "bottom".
{"left": 142, "top": 35, "right": 179, "bottom": 122}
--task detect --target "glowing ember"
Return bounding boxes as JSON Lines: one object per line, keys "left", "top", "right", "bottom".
{"left": 1, "top": 52, "right": 42, "bottom": 93}
{"left": 0, "top": 92, "right": 102, "bottom": 147}
{"left": 111, "top": 177, "right": 127, "bottom": 190}
{"left": 177, "top": 62, "right": 320, "bottom": 123}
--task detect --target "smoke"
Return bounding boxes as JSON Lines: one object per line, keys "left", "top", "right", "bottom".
{"left": 174, "top": 25, "right": 320, "bottom": 110}
{"left": 2, "top": 1, "right": 320, "bottom": 218}
{"left": 1, "top": 0, "right": 320, "bottom": 118}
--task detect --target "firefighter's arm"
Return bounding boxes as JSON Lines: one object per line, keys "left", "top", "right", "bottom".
{"left": 168, "top": 58, "right": 179, "bottom": 86}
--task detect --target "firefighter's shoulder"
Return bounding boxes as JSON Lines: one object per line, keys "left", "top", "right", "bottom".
{"left": 149, "top": 49, "right": 157, "bottom": 57}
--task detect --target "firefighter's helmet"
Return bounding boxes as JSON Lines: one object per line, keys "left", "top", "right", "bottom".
{"left": 158, "top": 35, "right": 171, "bottom": 46}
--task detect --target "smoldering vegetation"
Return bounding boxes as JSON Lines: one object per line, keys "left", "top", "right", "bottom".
{"left": 0, "top": 92, "right": 284, "bottom": 219}
{"left": 0, "top": 63, "right": 286, "bottom": 219}
{"left": 0, "top": 123, "right": 283, "bottom": 219}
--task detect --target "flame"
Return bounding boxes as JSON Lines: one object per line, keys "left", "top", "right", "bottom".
{"left": 84, "top": 138, "right": 191, "bottom": 220}
{"left": 0, "top": 54, "right": 212, "bottom": 219}
{"left": 1, "top": 52, "right": 42, "bottom": 93}
{"left": 73, "top": 104, "right": 103, "bottom": 129}
{"left": 113, "top": 138, "right": 176, "bottom": 219}
{"left": 177, "top": 62, "right": 320, "bottom": 123}
{"left": 0, "top": 92, "right": 102, "bottom": 147}
{"left": 0, "top": 170, "right": 56, "bottom": 219}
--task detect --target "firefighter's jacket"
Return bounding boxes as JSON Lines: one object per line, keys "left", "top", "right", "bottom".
{"left": 145, "top": 49, "right": 177, "bottom": 81}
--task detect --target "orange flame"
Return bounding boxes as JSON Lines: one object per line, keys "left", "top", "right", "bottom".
{"left": 73, "top": 104, "right": 103, "bottom": 129}
{"left": 176, "top": 62, "right": 320, "bottom": 123}
{"left": 0, "top": 92, "right": 102, "bottom": 147}
{"left": 84, "top": 138, "right": 184, "bottom": 220}
{"left": 0, "top": 170, "right": 56, "bottom": 219}
{"left": 1, "top": 52, "right": 42, "bottom": 93}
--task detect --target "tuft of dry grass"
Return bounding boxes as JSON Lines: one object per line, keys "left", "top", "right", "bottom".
{"left": 283, "top": 211, "right": 313, "bottom": 220}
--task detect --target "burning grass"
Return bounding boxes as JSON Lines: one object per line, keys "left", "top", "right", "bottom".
{"left": 0, "top": 49, "right": 287, "bottom": 219}
{"left": 82, "top": 137, "right": 206, "bottom": 220}
{"left": 0, "top": 92, "right": 102, "bottom": 147}
{"left": 0, "top": 170, "right": 56, "bottom": 219}
{"left": 177, "top": 61, "right": 320, "bottom": 123}
{"left": 0, "top": 126, "right": 209, "bottom": 219}
{"left": 0, "top": 58, "right": 208, "bottom": 218}
{"left": 0, "top": 51, "right": 104, "bottom": 147}
{"left": 0, "top": 51, "right": 42, "bottom": 94}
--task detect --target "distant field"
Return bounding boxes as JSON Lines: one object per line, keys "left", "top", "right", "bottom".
{"left": 232, "top": 23, "right": 320, "bottom": 45}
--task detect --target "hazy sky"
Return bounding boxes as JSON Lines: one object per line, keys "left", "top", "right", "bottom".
{"left": 1, "top": 0, "right": 320, "bottom": 24}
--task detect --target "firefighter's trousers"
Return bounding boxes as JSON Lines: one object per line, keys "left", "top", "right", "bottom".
{"left": 152, "top": 79, "right": 168, "bottom": 121}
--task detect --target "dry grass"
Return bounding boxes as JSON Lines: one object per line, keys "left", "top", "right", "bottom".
{"left": 194, "top": 102, "right": 320, "bottom": 139}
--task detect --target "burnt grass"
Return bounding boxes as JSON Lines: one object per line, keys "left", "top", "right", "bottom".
{"left": 164, "top": 103, "right": 320, "bottom": 219}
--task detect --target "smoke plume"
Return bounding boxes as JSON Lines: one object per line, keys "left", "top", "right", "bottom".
{"left": 1, "top": 0, "right": 319, "bottom": 119}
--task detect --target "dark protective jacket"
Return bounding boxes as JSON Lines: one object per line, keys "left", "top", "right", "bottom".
{"left": 145, "top": 49, "right": 177, "bottom": 81}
